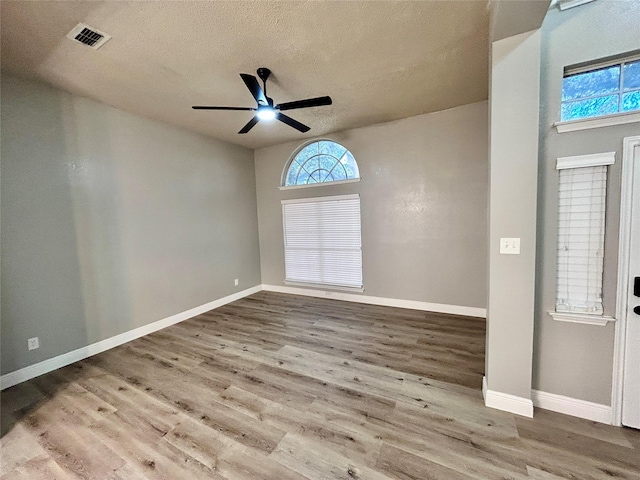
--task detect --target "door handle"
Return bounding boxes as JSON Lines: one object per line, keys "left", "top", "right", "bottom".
{"left": 635, "top": 277, "right": 640, "bottom": 297}
{"left": 635, "top": 306, "right": 640, "bottom": 315}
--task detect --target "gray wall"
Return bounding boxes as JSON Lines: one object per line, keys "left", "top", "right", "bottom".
{"left": 1, "top": 74, "right": 261, "bottom": 374}
{"left": 534, "top": 1, "right": 640, "bottom": 404}
{"left": 486, "top": 29, "right": 541, "bottom": 400}
{"left": 255, "top": 101, "right": 488, "bottom": 309}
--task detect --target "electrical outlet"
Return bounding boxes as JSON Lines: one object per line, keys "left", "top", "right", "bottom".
{"left": 234, "top": 278, "right": 239, "bottom": 286}
{"left": 500, "top": 237, "right": 521, "bottom": 255}
{"left": 27, "top": 337, "right": 39, "bottom": 351}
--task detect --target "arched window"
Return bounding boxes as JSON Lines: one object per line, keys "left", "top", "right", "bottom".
{"left": 283, "top": 140, "right": 360, "bottom": 187}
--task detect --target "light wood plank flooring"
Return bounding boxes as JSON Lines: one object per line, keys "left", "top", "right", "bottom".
{"left": 1, "top": 292, "right": 639, "bottom": 479}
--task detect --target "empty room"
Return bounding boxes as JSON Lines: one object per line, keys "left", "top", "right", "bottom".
{"left": 1, "top": 0, "right": 640, "bottom": 478}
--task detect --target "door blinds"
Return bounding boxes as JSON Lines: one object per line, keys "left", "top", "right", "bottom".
{"left": 282, "top": 194, "right": 362, "bottom": 289}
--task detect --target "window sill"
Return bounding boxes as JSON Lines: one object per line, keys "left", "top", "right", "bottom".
{"left": 554, "top": 111, "right": 640, "bottom": 133}
{"left": 284, "top": 281, "right": 364, "bottom": 293}
{"left": 279, "top": 178, "right": 361, "bottom": 191}
{"left": 548, "top": 311, "right": 616, "bottom": 326}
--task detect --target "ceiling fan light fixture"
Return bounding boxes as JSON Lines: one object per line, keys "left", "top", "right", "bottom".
{"left": 192, "top": 68, "right": 331, "bottom": 133}
{"left": 257, "top": 107, "right": 276, "bottom": 121}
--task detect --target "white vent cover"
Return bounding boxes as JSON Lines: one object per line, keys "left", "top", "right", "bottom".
{"left": 66, "top": 23, "right": 111, "bottom": 49}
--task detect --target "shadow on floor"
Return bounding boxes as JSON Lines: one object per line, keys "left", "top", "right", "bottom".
{"left": 1, "top": 362, "right": 87, "bottom": 437}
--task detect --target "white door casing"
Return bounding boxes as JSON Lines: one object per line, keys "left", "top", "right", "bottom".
{"left": 622, "top": 140, "right": 640, "bottom": 428}
{"left": 614, "top": 135, "right": 640, "bottom": 428}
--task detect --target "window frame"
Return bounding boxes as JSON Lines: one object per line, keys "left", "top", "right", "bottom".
{"left": 280, "top": 139, "right": 361, "bottom": 190}
{"left": 555, "top": 53, "right": 640, "bottom": 132}
{"left": 548, "top": 152, "right": 617, "bottom": 326}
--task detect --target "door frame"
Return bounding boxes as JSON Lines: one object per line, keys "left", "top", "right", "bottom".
{"left": 612, "top": 134, "right": 640, "bottom": 426}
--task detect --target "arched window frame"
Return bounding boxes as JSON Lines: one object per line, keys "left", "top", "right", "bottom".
{"left": 279, "top": 139, "right": 361, "bottom": 190}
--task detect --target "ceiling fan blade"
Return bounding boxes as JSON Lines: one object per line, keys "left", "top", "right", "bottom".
{"left": 240, "top": 74, "right": 268, "bottom": 106}
{"left": 276, "top": 112, "right": 310, "bottom": 133}
{"left": 192, "top": 106, "right": 256, "bottom": 111}
{"left": 238, "top": 116, "right": 260, "bottom": 134}
{"left": 276, "top": 96, "right": 332, "bottom": 111}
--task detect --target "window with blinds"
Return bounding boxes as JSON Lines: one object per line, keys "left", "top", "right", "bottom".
{"left": 282, "top": 194, "right": 362, "bottom": 289}
{"left": 555, "top": 152, "right": 615, "bottom": 315}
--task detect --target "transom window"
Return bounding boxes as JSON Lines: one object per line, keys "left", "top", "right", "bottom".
{"left": 561, "top": 56, "right": 640, "bottom": 121}
{"left": 283, "top": 140, "right": 359, "bottom": 187}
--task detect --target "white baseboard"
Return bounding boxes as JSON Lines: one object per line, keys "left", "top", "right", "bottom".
{"left": 1, "top": 284, "right": 484, "bottom": 390}
{"left": 532, "top": 389, "right": 612, "bottom": 424}
{"left": 482, "top": 375, "right": 488, "bottom": 401}
{"left": 4, "top": 285, "right": 611, "bottom": 425}
{"left": 482, "top": 377, "right": 611, "bottom": 423}
{"left": 0, "top": 285, "right": 262, "bottom": 390}
{"left": 261, "top": 284, "right": 486, "bottom": 318}
{"left": 483, "top": 376, "right": 534, "bottom": 417}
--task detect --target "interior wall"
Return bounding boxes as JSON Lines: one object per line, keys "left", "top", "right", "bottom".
{"left": 254, "top": 101, "right": 488, "bottom": 309}
{"left": 486, "top": 29, "right": 541, "bottom": 403}
{"left": 1, "top": 74, "right": 262, "bottom": 375}
{"left": 534, "top": 0, "right": 640, "bottom": 405}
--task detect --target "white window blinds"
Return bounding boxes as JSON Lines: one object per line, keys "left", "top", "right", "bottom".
{"left": 282, "top": 194, "right": 362, "bottom": 289}
{"left": 555, "top": 159, "right": 610, "bottom": 315}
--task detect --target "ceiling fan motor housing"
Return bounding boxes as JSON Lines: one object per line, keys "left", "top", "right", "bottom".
{"left": 257, "top": 67, "right": 271, "bottom": 83}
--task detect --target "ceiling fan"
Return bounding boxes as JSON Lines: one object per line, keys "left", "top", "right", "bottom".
{"left": 192, "top": 67, "right": 332, "bottom": 134}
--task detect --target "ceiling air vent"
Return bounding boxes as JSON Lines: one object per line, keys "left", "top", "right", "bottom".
{"left": 66, "top": 23, "right": 111, "bottom": 50}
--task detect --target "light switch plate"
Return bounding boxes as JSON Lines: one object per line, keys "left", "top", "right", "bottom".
{"left": 27, "top": 337, "right": 40, "bottom": 350}
{"left": 500, "top": 238, "right": 521, "bottom": 255}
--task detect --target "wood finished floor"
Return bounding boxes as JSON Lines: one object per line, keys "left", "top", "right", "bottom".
{"left": 1, "top": 291, "right": 639, "bottom": 479}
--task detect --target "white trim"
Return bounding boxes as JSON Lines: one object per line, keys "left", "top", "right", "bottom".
{"left": 281, "top": 193, "right": 359, "bottom": 205}
{"left": 548, "top": 311, "right": 615, "bottom": 326}
{"left": 0, "top": 285, "right": 262, "bottom": 390}
{"left": 482, "top": 376, "right": 487, "bottom": 400}
{"left": 532, "top": 389, "right": 612, "bottom": 424}
{"left": 262, "top": 284, "right": 486, "bottom": 318}
{"left": 1, "top": 284, "right": 485, "bottom": 390}
{"left": 556, "top": 151, "right": 615, "bottom": 170}
{"left": 482, "top": 376, "right": 488, "bottom": 405}
{"left": 284, "top": 281, "right": 364, "bottom": 293}
{"left": 612, "top": 135, "right": 640, "bottom": 426}
{"left": 554, "top": 111, "right": 640, "bottom": 133}
{"left": 564, "top": 53, "right": 640, "bottom": 77}
{"left": 279, "top": 178, "right": 361, "bottom": 191}
{"left": 557, "top": 0, "right": 596, "bottom": 11}
{"left": 483, "top": 376, "right": 534, "bottom": 417}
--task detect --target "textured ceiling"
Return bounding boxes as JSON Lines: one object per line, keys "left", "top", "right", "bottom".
{"left": 1, "top": 1, "right": 490, "bottom": 149}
